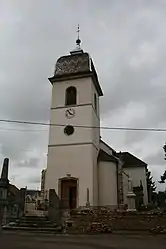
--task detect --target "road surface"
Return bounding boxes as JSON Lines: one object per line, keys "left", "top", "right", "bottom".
{"left": 0, "top": 231, "right": 166, "bottom": 249}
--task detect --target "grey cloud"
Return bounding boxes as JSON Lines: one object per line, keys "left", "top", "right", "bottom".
{"left": 0, "top": 124, "right": 48, "bottom": 161}
{"left": 17, "top": 157, "right": 39, "bottom": 168}
{"left": 27, "top": 175, "right": 41, "bottom": 184}
{"left": 145, "top": 149, "right": 165, "bottom": 166}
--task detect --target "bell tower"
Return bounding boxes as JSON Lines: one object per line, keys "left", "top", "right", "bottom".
{"left": 45, "top": 30, "right": 103, "bottom": 207}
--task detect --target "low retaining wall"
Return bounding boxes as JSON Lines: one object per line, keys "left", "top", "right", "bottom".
{"left": 66, "top": 208, "right": 166, "bottom": 233}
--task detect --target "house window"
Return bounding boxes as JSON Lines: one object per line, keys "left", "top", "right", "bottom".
{"left": 65, "top": 87, "right": 77, "bottom": 106}
{"left": 94, "top": 93, "right": 97, "bottom": 112}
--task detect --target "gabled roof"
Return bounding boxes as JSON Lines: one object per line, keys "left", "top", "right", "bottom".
{"left": 99, "top": 140, "right": 118, "bottom": 163}
{"left": 100, "top": 139, "right": 117, "bottom": 157}
{"left": 99, "top": 140, "right": 147, "bottom": 168}
{"left": 98, "top": 149, "right": 118, "bottom": 163}
{"left": 117, "top": 152, "right": 147, "bottom": 168}
{"left": 9, "top": 184, "right": 20, "bottom": 196}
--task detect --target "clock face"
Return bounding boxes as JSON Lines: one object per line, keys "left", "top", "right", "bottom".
{"left": 65, "top": 108, "right": 75, "bottom": 118}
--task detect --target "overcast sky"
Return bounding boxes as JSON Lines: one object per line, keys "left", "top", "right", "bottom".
{"left": 0, "top": 0, "right": 166, "bottom": 191}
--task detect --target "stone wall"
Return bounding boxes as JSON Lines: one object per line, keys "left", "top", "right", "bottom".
{"left": 48, "top": 189, "right": 62, "bottom": 226}
{"left": 66, "top": 208, "right": 166, "bottom": 234}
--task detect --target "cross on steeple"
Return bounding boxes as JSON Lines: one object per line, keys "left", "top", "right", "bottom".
{"left": 70, "top": 24, "right": 83, "bottom": 54}
{"left": 77, "top": 24, "right": 80, "bottom": 38}
{"left": 76, "top": 24, "right": 81, "bottom": 48}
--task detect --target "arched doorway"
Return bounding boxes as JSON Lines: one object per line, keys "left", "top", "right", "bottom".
{"left": 59, "top": 177, "right": 78, "bottom": 209}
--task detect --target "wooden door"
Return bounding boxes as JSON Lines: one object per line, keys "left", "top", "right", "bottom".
{"left": 61, "top": 179, "right": 77, "bottom": 209}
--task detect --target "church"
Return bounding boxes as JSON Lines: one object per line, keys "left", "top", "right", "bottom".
{"left": 43, "top": 35, "right": 148, "bottom": 210}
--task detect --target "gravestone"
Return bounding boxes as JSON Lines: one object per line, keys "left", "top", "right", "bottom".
{"left": 86, "top": 188, "right": 90, "bottom": 207}
{"left": 126, "top": 178, "right": 136, "bottom": 211}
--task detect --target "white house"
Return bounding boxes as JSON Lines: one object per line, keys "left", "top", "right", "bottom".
{"left": 43, "top": 38, "right": 148, "bottom": 209}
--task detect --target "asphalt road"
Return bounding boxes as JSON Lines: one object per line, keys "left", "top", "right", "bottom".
{"left": 0, "top": 232, "right": 166, "bottom": 249}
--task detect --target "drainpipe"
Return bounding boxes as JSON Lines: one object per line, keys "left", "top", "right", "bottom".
{"left": 115, "top": 160, "right": 119, "bottom": 209}
{"left": 23, "top": 186, "right": 27, "bottom": 215}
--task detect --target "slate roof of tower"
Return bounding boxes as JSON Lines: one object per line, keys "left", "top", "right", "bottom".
{"left": 49, "top": 52, "right": 103, "bottom": 96}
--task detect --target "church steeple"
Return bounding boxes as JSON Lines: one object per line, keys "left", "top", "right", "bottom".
{"left": 70, "top": 25, "right": 83, "bottom": 55}
{"left": 45, "top": 28, "right": 104, "bottom": 207}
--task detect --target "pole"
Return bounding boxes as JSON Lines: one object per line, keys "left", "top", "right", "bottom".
{"left": 23, "top": 186, "right": 27, "bottom": 215}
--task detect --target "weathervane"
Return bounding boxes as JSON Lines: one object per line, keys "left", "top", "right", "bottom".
{"left": 76, "top": 24, "right": 81, "bottom": 48}
{"left": 77, "top": 24, "right": 80, "bottom": 38}
{"left": 70, "top": 24, "right": 83, "bottom": 54}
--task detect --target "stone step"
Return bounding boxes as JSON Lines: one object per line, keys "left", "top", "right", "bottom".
{"left": 21, "top": 217, "right": 48, "bottom": 221}
{"left": 2, "top": 226, "right": 63, "bottom": 233}
{"left": 25, "top": 210, "right": 47, "bottom": 217}
{"left": 17, "top": 219, "right": 51, "bottom": 223}
{"left": 4, "top": 214, "right": 62, "bottom": 232}
{"left": 24, "top": 214, "right": 48, "bottom": 218}
{"left": 15, "top": 222, "right": 57, "bottom": 228}
{"left": 21, "top": 217, "right": 49, "bottom": 222}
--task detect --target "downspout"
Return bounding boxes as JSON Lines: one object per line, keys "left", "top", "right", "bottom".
{"left": 97, "top": 152, "right": 100, "bottom": 207}
{"left": 116, "top": 160, "right": 120, "bottom": 209}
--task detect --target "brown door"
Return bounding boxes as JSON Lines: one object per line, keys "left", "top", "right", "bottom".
{"left": 69, "top": 187, "right": 77, "bottom": 209}
{"left": 61, "top": 179, "right": 77, "bottom": 209}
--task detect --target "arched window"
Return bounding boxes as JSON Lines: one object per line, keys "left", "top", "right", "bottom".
{"left": 65, "top": 87, "right": 77, "bottom": 106}
{"left": 94, "top": 93, "right": 97, "bottom": 112}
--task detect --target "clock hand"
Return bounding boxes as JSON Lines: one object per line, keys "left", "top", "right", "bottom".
{"left": 68, "top": 109, "right": 73, "bottom": 115}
